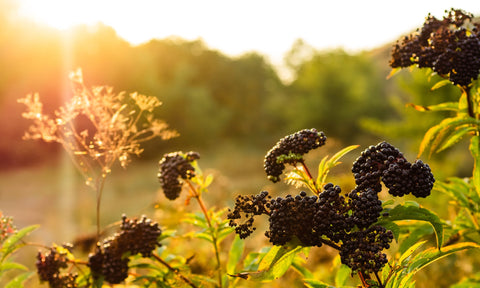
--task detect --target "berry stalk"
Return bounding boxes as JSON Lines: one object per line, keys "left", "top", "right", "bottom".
{"left": 152, "top": 253, "right": 199, "bottom": 288}
{"left": 186, "top": 180, "right": 223, "bottom": 288}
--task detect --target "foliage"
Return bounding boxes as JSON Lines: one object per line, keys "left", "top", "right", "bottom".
{"left": 5, "top": 6, "right": 480, "bottom": 288}
{"left": 0, "top": 213, "right": 38, "bottom": 287}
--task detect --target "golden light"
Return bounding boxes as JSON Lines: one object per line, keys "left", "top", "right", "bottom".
{"left": 16, "top": 0, "right": 105, "bottom": 30}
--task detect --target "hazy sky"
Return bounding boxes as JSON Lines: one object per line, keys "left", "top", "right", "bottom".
{"left": 16, "top": 0, "right": 480, "bottom": 65}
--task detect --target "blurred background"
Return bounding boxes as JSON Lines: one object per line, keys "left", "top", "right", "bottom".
{"left": 1, "top": 0, "right": 479, "bottom": 286}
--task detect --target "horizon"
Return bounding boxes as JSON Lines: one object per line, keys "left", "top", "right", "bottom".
{"left": 16, "top": 0, "right": 480, "bottom": 65}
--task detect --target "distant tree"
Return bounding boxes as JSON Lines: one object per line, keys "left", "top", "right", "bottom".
{"left": 285, "top": 45, "right": 392, "bottom": 143}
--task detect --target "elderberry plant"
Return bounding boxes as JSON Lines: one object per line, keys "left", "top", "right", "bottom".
{"left": 227, "top": 129, "right": 466, "bottom": 287}
{"left": 388, "top": 8, "right": 480, "bottom": 287}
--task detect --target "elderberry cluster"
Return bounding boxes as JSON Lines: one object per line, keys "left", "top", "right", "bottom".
{"left": 36, "top": 246, "right": 77, "bottom": 288}
{"left": 88, "top": 215, "right": 162, "bottom": 284}
{"left": 229, "top": 131, "right": 435, "bottom": 275}
{"left": 352, "top": 142, "right": 435, "bottom": 198}
{"left": 390, "top": 8, "right": 480, "bottom": 87}
{"left": 264, "top": 128, "right": 326, "bottom": 183}
{"left": 340, "top": 225, "right": 394, "bottom": 275}
{"left": 158, "top": 151, "right": 200, "bottom": 200}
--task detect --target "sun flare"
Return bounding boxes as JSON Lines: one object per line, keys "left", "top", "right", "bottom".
{"left": 16, "top": 0, "right": 106, "bottom": 30}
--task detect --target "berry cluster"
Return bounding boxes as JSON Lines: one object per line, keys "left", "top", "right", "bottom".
{"left": 340, "top": 225, "right": 394, "bottom": 274}
{"left": 158, "top": 151, "right": 200, "bottom": 200}
{"left": 390, "top": 8, "right": 480, "bottom": 88}
{"left": 264, "top": 128, "right": 326, "bottom": 183}
{"left": 313, "top": 184, "right": 354, "bottom": 242}
{"left": 352, "top": 142, "right": 435, "bottom": 198}
{"left": 88, "top": 215, "right": 162, "bottom": 284}
{"left": 230, "top": 131, "right": 435, "bottom": 276}
{"left": 36, "top": 246, "right": 77, "bottom": 288}
{"left": 266, "top": 191, "right": 321, "bottom": 246}
{"left": 227, "top": 191, "right": 271, "bottom": 239}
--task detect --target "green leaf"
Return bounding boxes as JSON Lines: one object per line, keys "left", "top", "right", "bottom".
{"left": 431, "top": 79, "right": 452, "bottom": 91}
{"left": 227, "top": 235, "right": 245, "bottom": 275}
{"left": 304, "top": 279, "right": 336, "bottom": 288}
{"left": 470, "top": 136, "right": 480, "bottom": 201}
{"left": 405, "top": 101, "right": 458, "bottom": 112}
{"left": 244, "top": 244, "right": 303, "bottom": 282}
{"left": 316, "top": 145, "right": 359, "bottom": 187}
{"left": 398, "top": 240, "right": 427, "bottom": 265}
{"left": 438, "top": 126, "right": 475, "bottom": 152}
{"left": 387, "top": 67, "right": 402, "bottom": 79}
{"left": 216, "top": 226, "right": 235, "bottom": 244}
{"left": 4, "top": 272, "right": 33, "bottom": 288}
{"left": 0, "top": 262, "right": 28, "bottom": 272}
{"left": 195, "top": 231, "right": 213, "bottom": 243}
{"left": 291, "top": 258, "right": 314, "bottom": 279}
{"left": 335, "top": 264, "right": 351, "bottom": 287}
{"left": 204, "top": 174, "right": 214, "bottom": 188}
{"left": 377, "top": 202, "right": 444, "bottom": 248}
{"left": 398, "top": 223, "right": 433, "bottom": 254}
{"left": 408, "top": 242, "right": 480, "bottom": 273}
{"left": 182, "top": 213, "right": 209, "bottom": 229}
{"left": 418, "top": 116, "right": 480, "bottom": 158}
{"left": 434, "top": 178, "right": 472, "bottom": 210}
{"left": 1, "top": 225, "right": 39, "bottom": 260}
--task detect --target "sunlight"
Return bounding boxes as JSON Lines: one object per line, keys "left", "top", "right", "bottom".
{"left": 17, "top": 0, "right": 101, "bottom": 30}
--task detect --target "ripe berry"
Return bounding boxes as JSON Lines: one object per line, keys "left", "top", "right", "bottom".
{"left": 158, "top": 151, "right": 199, "bottom": 200}
{"left": 264, "top": 128, "right": 326, "bottom": 182}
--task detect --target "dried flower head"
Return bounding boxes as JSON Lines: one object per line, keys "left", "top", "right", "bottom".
{"left": 18, "top": 69, "right": 178, "bottom": 186}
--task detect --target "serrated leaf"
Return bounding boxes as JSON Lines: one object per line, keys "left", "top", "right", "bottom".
{"left": 378, "top": 203, "right": 444, "bottom": 248}
{"left": 398, "top": 240, "right": 427, "bottom": 265}
{"left": 418, "top": 117, "right": 480, "bottom": 158}
{"left": 227, "top": 235, "right": 245, "bottom": 275}
{"left": 408, "top": 242, "right": 480, "bottom": 273}
{"left": 431, "top": 79, "right": 452, "bottom": 90}
{"left": 1, "top": 225, "right": 39, "bottom": 260}
{"left": 438, "top": 126, "right": 475, "bottom": 152}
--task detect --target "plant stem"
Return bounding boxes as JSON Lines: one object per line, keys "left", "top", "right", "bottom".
{"left": 300, "top": 160, "right": 321, "bottom": 194}
{"left": 152, "top": 253, "right": 199, "bottom": 288}
{"left": 464, "top": 87, "right": 475, "bottom": 119}
{"left": 358, "top": 271, "right": 369, "bottom": 287}
{"left": 186, "top": 180, "right": 223, "bottom": 288}
{"left": 319, "top": 238, "right": 341, "bottom": 250}
{"left": 374, "top": 271, "right": 385, "bottom": 288}
{"left": 95, "top": 175, "right": 107, "bottom": 240}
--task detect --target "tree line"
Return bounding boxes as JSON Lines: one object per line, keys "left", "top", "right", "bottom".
{"left": 0, "top": 6, "right": 461, "bottom": 169}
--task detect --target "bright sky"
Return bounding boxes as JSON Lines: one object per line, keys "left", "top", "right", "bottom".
{"left": 16, "top": 0, "right": 480, "bottom": 65}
